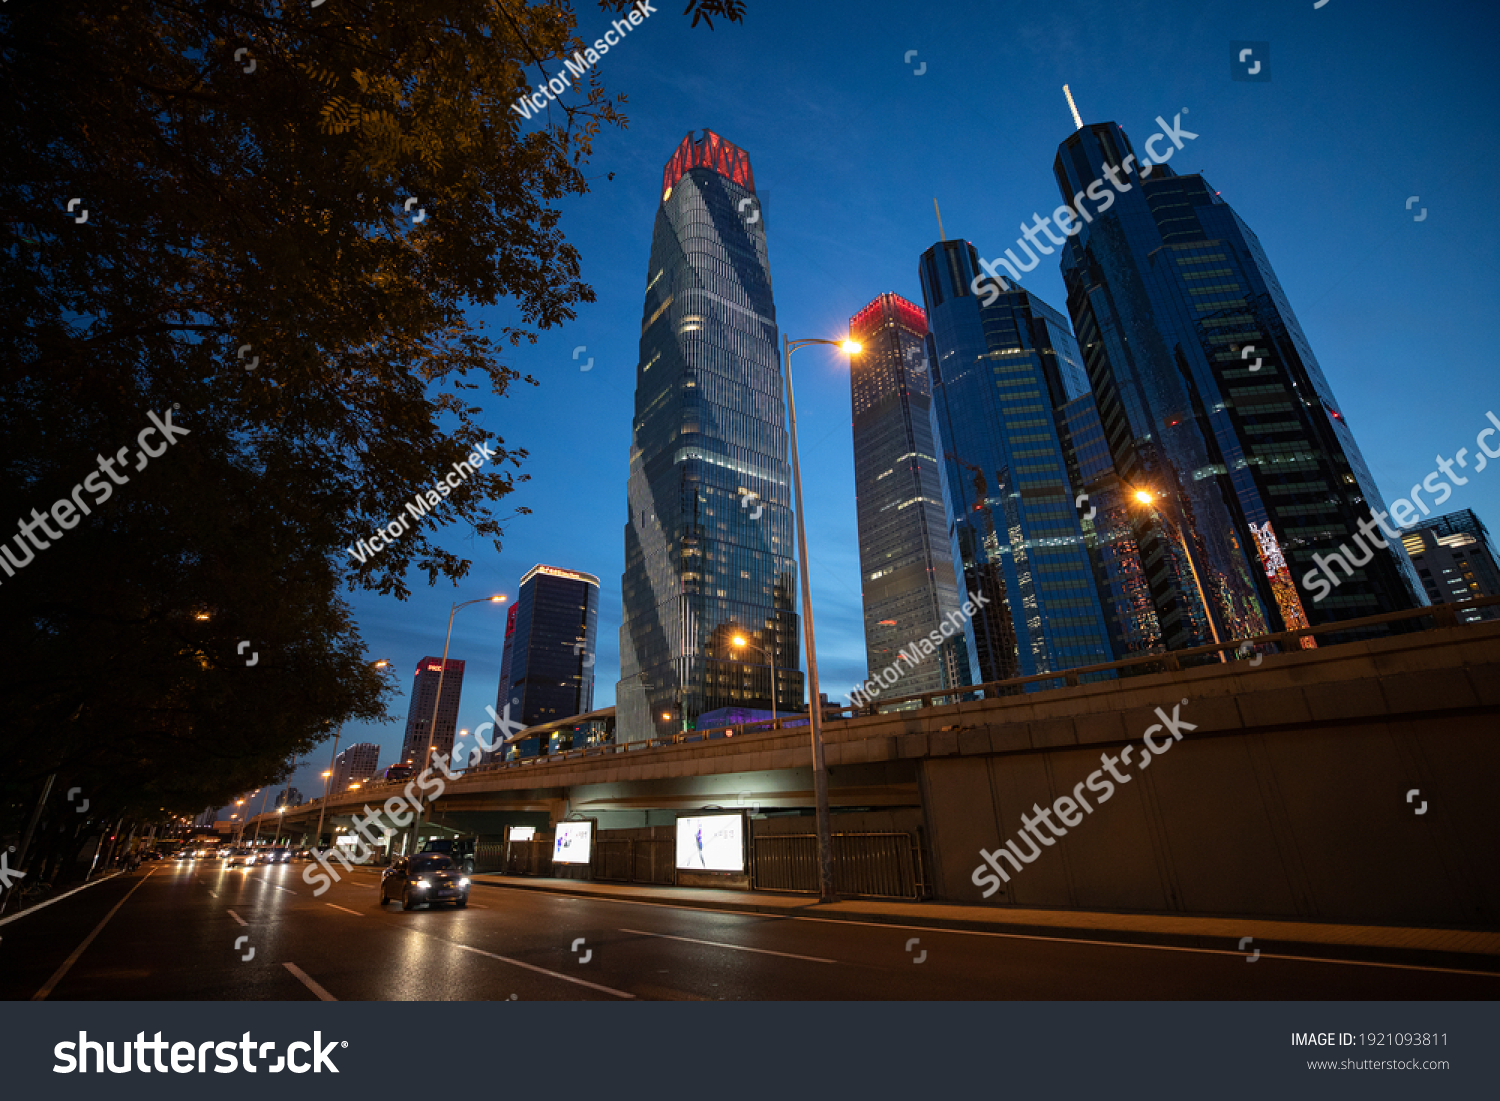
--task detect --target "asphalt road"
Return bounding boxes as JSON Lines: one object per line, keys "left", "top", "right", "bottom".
{"left": 3, "top": 862, "right": 1497, "bottom": 1000}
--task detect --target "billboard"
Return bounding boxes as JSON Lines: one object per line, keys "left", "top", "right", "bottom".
{"left": 509, "top": 825, "right": 536, "bottom": 841}
{"left": 675, "top": 813, "right": 745, "bottom": 873}
{"left": 552, "top": 820, "right": 593, "bottom": 865}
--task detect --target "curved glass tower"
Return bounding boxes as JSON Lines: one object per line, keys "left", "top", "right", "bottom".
{"left": 616, "top": 130, "right": 802, "bottom": 743}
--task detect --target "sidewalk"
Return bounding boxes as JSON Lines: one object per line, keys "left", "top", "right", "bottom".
{"left": 470, "top": 873, "right": 1500, "bottom": 967}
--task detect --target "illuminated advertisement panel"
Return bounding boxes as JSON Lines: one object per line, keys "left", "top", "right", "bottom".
{"left": 551, "top": 821, "right": 593, "bottom": 865}
{"left": 675, "top": 813, "right": 745, "bottom": 873}
{"left": 508, "top": 825, "right": 536, "bottom": 841}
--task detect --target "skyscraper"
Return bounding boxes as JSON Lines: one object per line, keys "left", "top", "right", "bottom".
{"left": 920, "top": 240, "right": 1116, "bottom": 683}
{"left": 493, "top": 602, "right": 519, "bottom": 721}
{"left": 616, "top": 130, "right": 802, "bottom": 742}
{"left": 1059, "top": 392, "right": 1163, "bottom": 657}
{"left": 400, "top": 657, "right": 464, "bottom": 763}
{"left": 498, "top": 564, "right": 599, "bottom": 730}
{"left": 1401, "top": 509, "right": 1500, "bottom": 622}
{"left": 848, "top": 292, "right": 970, "bottom": 697}
{"left": 1051, "top": 119, "right": 1420, "bottom": 647}
{"left": 331, "top": 742, "right": 380, "bottom": 791}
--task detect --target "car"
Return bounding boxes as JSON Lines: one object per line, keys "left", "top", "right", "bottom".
{"left": 225, "top": 848, "right": 258, "bottom": 867}
{"left": 378, "top": 853, "right": 471, "bottom": 910}
{"left": 266, "top": 847, "right": 292, "bottom": 864}
{"left": 419, "top": 836, "right": 479, "bottom": 874}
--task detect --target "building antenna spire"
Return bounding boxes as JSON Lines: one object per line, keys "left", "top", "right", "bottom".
{"left": 933, "top": 198, "right": 946, "bottom": 242}
{"left": 1063, "top": 84, "right": 1084, "bottom": 131}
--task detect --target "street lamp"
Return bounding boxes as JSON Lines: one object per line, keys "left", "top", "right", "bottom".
{"left": 314, "top": 658, "right": 390, "bottom": 851}
{"left": 780, "top": 332, "right": 861, "bottom": 903}
{"left": 731, "top": 634, "right": 777, "bottom": 728}
{"left": 1131, "top": 488, "right": 1225, "bottom": 662}
{"left": 250, "top": 787, "right": 271, "bottom": 845}
{"left": 408, "top": 595, "right": 505, "bottom": 854}
{"left": 422, "top": 596, "right": 505, "bottom": 767}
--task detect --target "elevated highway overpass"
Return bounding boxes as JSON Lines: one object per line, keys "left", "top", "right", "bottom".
{"left": 262, "top": 601, "right": 1500, "bottom": 928}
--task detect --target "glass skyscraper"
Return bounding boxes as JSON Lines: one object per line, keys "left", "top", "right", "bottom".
{"left": 848, "top": 292, "right": 971, "bottom": 697}
{"left": 616, "top": 130, "right": 802, "bottom": 742}
{"left": 1052, "top": 120, "right": 1420, "bottom": 647}
{"left": 919, "top": 240, "right": 1115, "bottom": 684}
{"left": 400, "top": 657, "right": 464, "bottom": 763}
{"left": 1059, "top": 392, "right": 1163, "bottom": 657}
{"left": 497, "top": 564, "right": 599, "bottom": 733}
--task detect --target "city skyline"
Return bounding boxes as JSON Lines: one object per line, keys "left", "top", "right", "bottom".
{"left": 266, "top": 0, "right": 1500, "bottom": 802}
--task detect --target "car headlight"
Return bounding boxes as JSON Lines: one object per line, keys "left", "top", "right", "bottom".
{"left": 458, "top": 878, "right": 470, "bottom": 888}
{"left": 413, "top": 879, "right": 431, "bottom": 889}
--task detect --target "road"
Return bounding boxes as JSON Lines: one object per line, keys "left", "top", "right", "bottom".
{"left": 3, "top": 862, "right": 1497, "bottom": 1000}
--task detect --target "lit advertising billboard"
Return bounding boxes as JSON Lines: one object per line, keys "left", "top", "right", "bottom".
{"left": 675, "top": 813, "right": 745, "bottom": 873}
{"left": 509, "top": 826, "right": 536, "bottom": 841}
{"left": 551, "top": 821, "right": 593, "bottom": 865}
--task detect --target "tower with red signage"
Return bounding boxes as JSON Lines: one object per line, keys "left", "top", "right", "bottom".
{"left": 399, "top": 656, "right": 466, "bottom": 764}
{"left": 848, "top": 292, "right": 971, "bottom": 697}
{"left": 616, "top": 130, "right": 803, "bottom": 742}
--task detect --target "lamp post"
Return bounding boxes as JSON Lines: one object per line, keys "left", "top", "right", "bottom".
{"left": 407, "top": 595, "right": 505, "bottom": 854}
{"left": 315, "top": 732, "right": 340, "bottom": 851}
{"left": 422, "top": 596, "right": 506, "bottom": 768}
{"left": 313, "top": 658, "right": 389, "bottom": 851}
{"left": 1131, "top": 488, "right": 1226, "bottom": 662}
{"left": 781, "top": 332, "right": 861, "bottom": 903}
{"left": 250, "top": 787, "right": 270, "bottom": 845}
{"left": 731, "top": 634, "right": 777, "bottom": 728}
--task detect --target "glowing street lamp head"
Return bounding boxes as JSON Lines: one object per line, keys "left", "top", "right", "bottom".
{"left": 1134, "top": 490, "right": 1155, "bottom": 505}
{"left": 732, "top": 635, "right": 747, "bottom": 647}
{"left": 840, "top": 339, "right": 862, "bottom": 355}
{"left": 661, "top": 712, "right": 672, "bottom": 721}
{"left": 490, "top": 594, "right": 506, "bottom": 603}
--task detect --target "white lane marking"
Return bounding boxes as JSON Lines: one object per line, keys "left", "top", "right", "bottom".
{"left": 325, "top": 903, "right": 362, "bottom": 916}
{"left": 0, "top": 871, "right": 124, "bottom": 929}
{"left": 32, "top": 870, "right": 155, "bottom": 1000}
{"left": 504, "top": 890, "right": 1500, "bottom": 979}
{"left": 227, "top": 909, "right": 248, "bottom": 926}
{"left": 466, "top": 903, "right": 489, "bottom": 909}
{"left": 619, "top": 927, "right": 836, "bottom": 964}
{"left": 452, "top": 943, "right": 635, "bottom": 999}
{"left": 272, "top": 886, "right": 297, "bottom": 894}
{"left": 283, "top": 962, "right": 337, "bottom": 1001}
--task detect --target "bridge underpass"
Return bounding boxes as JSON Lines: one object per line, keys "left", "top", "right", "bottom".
{"left": 261, "top": 609, "right": 1500, "bottom": 926}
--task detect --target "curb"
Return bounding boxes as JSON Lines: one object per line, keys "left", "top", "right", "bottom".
{"left": 471, "top": 876, "right": 1500, "bottom": 975}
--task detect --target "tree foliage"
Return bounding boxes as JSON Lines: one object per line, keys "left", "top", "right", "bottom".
{"left": 0, "top": 0, "right": 655, "bottom": 852}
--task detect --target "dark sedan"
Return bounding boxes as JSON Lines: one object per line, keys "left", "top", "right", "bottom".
{"left": 379, "top": 854, "right": 471, "bottom": 910}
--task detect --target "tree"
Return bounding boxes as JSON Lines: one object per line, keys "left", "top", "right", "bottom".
{"left": 1, "top": 0, "right": 684, "bottom": 869}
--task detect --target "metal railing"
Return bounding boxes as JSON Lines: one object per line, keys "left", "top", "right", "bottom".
{"left": 846, "top": 593, "right": 1500, "bottom": 716}
{"left": 593, "top": 838, "right": 675, "bottom": 886}
{"left": 751, "top": 832, "right": 926, "bottom": 900}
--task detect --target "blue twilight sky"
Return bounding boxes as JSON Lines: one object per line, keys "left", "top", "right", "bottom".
{"left": 270, "top": 0, "right": 1500, "bottom": 803}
